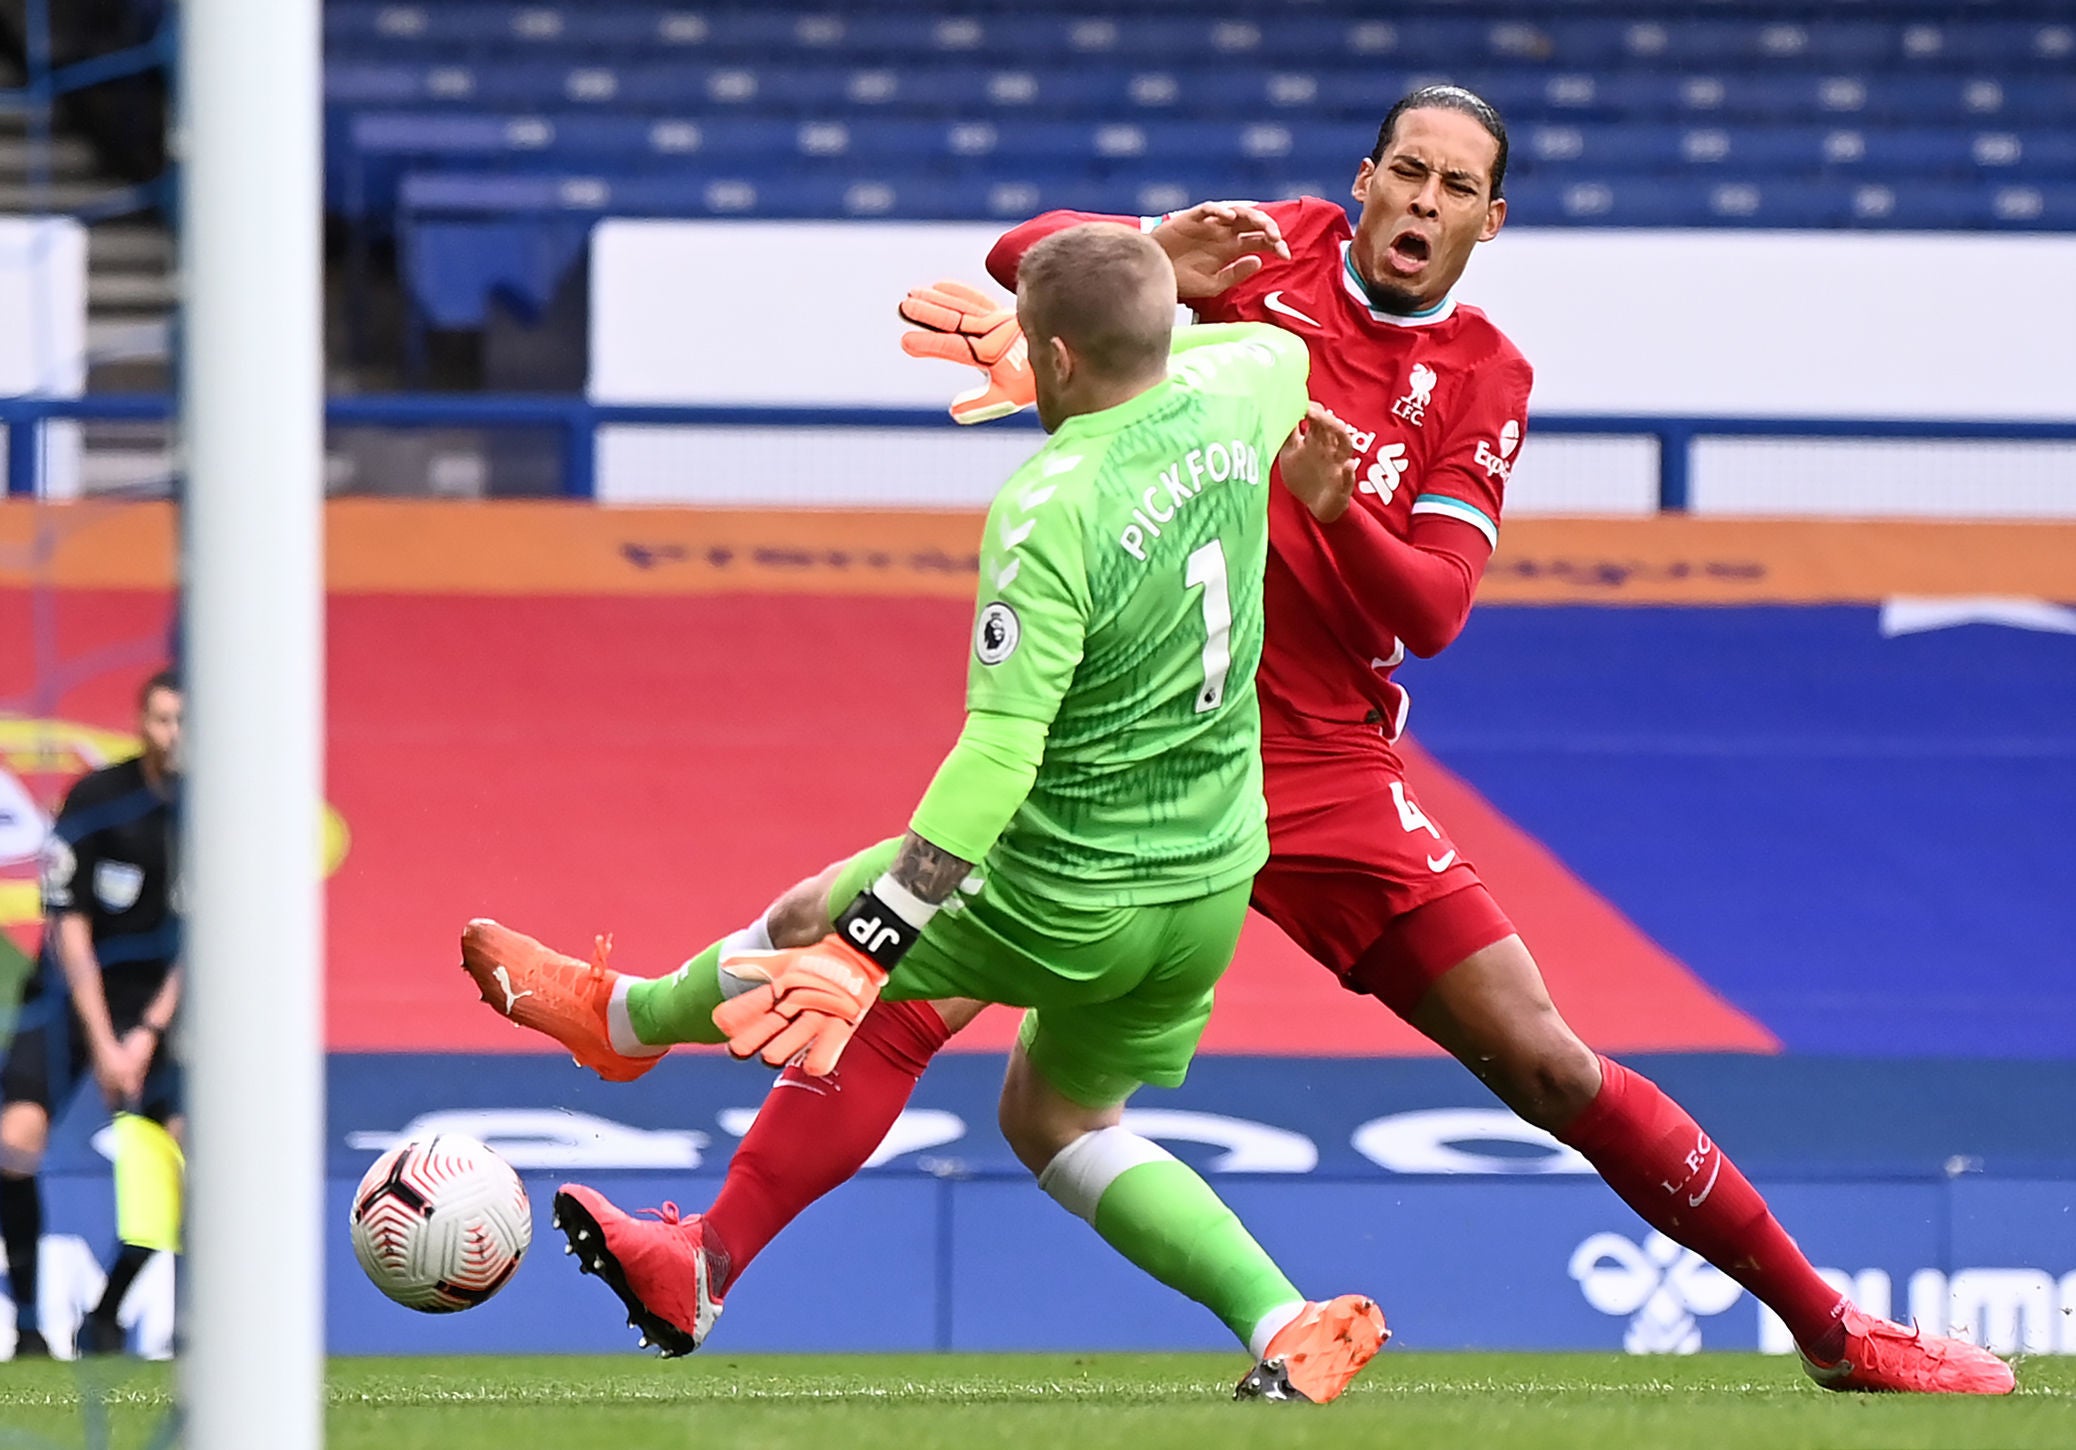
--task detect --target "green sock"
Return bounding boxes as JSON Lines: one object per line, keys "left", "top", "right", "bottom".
{"left": 1044, "top": 1133, "right": 1301, "bottom": 1349}
{"left": 623, "top": 941, "right": 729, "bottom": 1046}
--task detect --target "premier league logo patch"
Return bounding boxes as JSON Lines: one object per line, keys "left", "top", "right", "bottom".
{"left": 974, "top": 601, "right": 1021, "bottom": 665}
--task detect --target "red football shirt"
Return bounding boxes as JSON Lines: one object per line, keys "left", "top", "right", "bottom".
{"left": 990, "top": 198, "right": 1535, "bottom": 738}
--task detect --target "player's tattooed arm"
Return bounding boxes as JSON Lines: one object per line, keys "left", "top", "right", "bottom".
{"left": 889, "top": 830, "right": 977, "bottom": 906}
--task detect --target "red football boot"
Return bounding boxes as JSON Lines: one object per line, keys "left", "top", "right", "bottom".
{"left": 1801, "top": 1306, "right": 2017, "bottom": 1394}
{"left": 552, "top": 1184, "right": 730, "bottom": 1356}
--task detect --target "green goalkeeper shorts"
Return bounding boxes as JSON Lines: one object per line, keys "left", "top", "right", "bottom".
{"left": 828, "top": 837, "right": 1250, "bottom": 1108}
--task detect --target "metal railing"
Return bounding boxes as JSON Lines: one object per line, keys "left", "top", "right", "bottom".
{"left": 0, "top": 0, "right": 173, "bottom": 220}
{"left": 5, "top": 392, "right": 2076, "bottom": 505}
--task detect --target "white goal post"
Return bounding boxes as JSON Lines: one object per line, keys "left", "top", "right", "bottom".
{"left": 177, "top": 1, "right": 325, "bottom": 1445}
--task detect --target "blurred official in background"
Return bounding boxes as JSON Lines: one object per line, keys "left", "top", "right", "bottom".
{"left": 0, "top": 669, "right": 184, "bottom": 1359}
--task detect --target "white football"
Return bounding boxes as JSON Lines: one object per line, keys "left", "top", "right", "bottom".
{"left": 350, "top": 1135, "right": 532, "bottom": 1312}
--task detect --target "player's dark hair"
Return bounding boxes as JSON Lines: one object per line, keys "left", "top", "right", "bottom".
{"left": 1019, "top": 224, "right": 1176, "bottom": 379}
{"left": 1372, "top": 85, "right": 1509, "bottom": 200}
{"left": 140, "top": 667, "right": 180, "bottom": 707}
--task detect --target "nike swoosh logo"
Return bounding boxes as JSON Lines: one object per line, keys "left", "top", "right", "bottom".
{"left": 772, "top": 1075, "right": 837, "bottom": 1097}
{"left": 1262, "top": 291, "right": 1321, "bottom": 328}
{"left": 1426, "top": 850, "right": 1457, "bottom": 873}
{"left": 1687, "top": 1152, "right": 1724, "bottom": 1207}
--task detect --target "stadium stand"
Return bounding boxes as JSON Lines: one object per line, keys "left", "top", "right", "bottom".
{"left": 313, "top": 2, "right": 2076, "bottom": 329}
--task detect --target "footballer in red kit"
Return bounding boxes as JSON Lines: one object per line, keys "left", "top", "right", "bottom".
{"left": 467, "top": 86, "right": 2017, "bottom": 1396}
{"left": 985, "top": 189, "right": 1533, "bottom": 1014}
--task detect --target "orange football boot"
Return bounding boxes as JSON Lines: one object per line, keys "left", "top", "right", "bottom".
{"left": 1801, "top": 1306, "right": 2016, "bottom": 1395}
{"left": 1234, "top": 1295, "right": 1390, "bottom": 1403}
{"left": 459, "top": 918, "right": 662, "bottom": 1082}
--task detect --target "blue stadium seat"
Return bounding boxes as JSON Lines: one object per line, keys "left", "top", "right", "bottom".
{"left": 1843, "top": 180, "right": 2076, "bottom": 230}
{"left": 402, "top": 215, "right": 594, "bottom": 328}
{"left": 1989, "top": 76, "right": 2076, "bottom": 122}
{"left": 1697, "top": 127, "right": 1840, "bottom": 171}
{"left": 1645, "top": 19, "right": 1856, "bottom": 66}
{"left": 337, "top": 0, "right": 2076, "bottom": 326}
{"left": 1499, "top": 176, "right": 1703, "bottom": 227}
{"left": 1987, "top": 182, "right": 2076, "bottom": 228}
{"left": 326, "top": 5, "right": 790, "bottom": 57}
{"left": 1840, "top": 181, "right": 1979, "bottom": 229}
{"left": 1854, "top": 127, "right": 1990, "bottom": 173}
{"left": 1706, "top": 180, "right": 1851, "bottom": 228}
{"left": 1296, "top": 71, "right": 1432, "bottom": 120}
{"left": 1505, "top": 175, "right": 1852, "bottom": 229}
{"left": 327, "top": 61, "right": 468, "bottom": 107}
{"left": 1537, "top": 19, "right": 1639, "bottom": 67}
{"left": 2009, "top": 131, "right": 2076, "bottom": 178}
{"left": 1522, "top": 70, "right": 1656, "bottom": 120}
{"left": 1929, "top": 20, "right": 2068, "bottom": 68}
{"left": 1515, "top": 122, "right": 1674, "bottom": 171}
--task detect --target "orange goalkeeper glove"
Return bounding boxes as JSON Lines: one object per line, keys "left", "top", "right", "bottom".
{"left": 898, "top": 279, "right": 1034, "bottom": 424}
{"left": 714, "top": 937, "right": 888, "bottom": 1076}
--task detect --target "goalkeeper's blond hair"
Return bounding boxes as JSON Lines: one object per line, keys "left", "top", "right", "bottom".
{"left": 1017, "top": 224, "right": 1177, "bottom": 382}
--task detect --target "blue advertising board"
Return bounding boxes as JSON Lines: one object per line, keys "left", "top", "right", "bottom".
{"left": 7, "top": 1053, "right": 2073, "bottom": 1359}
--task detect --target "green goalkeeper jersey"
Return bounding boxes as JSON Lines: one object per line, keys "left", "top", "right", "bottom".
{"left": 964, "top": 322, "right": 1311, "bottom": 906}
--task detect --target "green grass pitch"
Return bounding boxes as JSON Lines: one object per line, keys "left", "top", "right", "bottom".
{"left": 2, "top": 1352, "right": 2071, "bottom": 1449}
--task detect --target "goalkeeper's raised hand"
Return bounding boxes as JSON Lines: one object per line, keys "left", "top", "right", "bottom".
{"left": 714, "top": 937, "right": 888, "bottom": 1076}
{"left": 898, "top": 279, "right": 1034, "bottom": 424}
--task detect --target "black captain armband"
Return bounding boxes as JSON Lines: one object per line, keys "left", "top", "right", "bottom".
{"left": 833, "top": 875, "right": 940, "bottom": 974}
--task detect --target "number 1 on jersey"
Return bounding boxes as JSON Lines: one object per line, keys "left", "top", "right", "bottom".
{"left": 1185, "top": 539, "right": 1232, "bottom": 713}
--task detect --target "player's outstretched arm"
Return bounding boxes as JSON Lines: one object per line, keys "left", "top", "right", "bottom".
{"left": 985, "top": 202, "right": 1291, "bottom": 300}
{"left": 897, "top": 280, "right": 1033, "bottom": 424}
{"left": 1146, "top": 202, "right": 1292, "bottom": 300}
{"left": 986, "top": 210, "right": 1134, "bottom": 290}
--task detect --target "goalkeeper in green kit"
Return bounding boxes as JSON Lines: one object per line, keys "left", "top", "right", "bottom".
{"left": 461, "top": 223, "right": 1384, "bottom": 1402}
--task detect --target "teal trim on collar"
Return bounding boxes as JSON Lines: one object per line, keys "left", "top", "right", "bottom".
{"left": 1340, "top": 242, "right": 1456, "bottom": 326}
{"left": 1343, "top": 246, "right": 1448, "bottom": 317}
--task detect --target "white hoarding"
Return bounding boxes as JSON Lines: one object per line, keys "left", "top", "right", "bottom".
{"left": 590, "top": 220, "right": 2076, "bottom": 512}
{"left": 0, "top": 216, "right": 88, "bottom": 498}
{"left": 593, "top": 220, "right": 2076, "bottom": 420}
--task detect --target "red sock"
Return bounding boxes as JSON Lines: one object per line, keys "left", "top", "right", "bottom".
{"left": 703, "top": 998, "right": 951, "bottom": 1292}
{"left": 1559, "top": 1054, "right": 1849, "bottom": 1360}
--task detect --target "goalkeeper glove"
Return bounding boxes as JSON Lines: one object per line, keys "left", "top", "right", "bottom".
{"left": 899, "top": 279, "right": 1034, "bottom": 424}
{"left": 713, "top": 872, "right": 942, "bottom": 1075}
{"left": 714, "top": 937, "right": 888, "bottom": 1077}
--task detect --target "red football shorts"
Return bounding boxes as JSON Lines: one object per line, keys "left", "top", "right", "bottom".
{"left": 1250, "top": 714, "right": 1516, "bottom": 1020}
